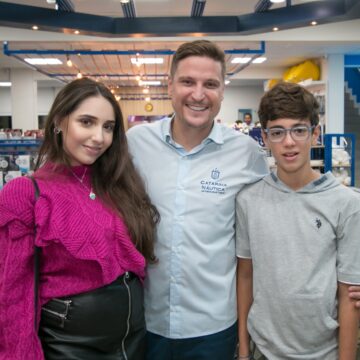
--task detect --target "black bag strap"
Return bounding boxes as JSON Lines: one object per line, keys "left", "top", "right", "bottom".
{"left": 28, "top": 176, "right": 41, "bottom": 330}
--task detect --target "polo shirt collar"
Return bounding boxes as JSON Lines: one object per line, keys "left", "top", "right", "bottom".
{"left": 162, "top": 116, "right": 224, "bottom": 147}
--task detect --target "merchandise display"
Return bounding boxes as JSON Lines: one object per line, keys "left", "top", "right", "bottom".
{"left": 324, "top": 133, "right": 356, "bottom": 186}
{"left": 0, "top": 138, "right": 41, "bottom": 189}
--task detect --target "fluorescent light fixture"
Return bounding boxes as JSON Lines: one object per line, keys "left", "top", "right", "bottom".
{"left": 252, "top": 57, "right": 267, "bottom": 63}
{"left": 120, "top": 0, "right": 130, "bottom": 3}
{"left": 270, "top": 0, "right": 285, "bottom": 3}
{"left": 139, "top": 80, "right": 161, "bottom": 86}
{"left": 24, "top": 58, "right": 62, "bottom": 65}
{"left": 0, "top": 82, "right": 11, "bottom": 87}
{"left": 231, "top": 57, "right": 251, "bottom": 64}
{"left": 131, "top": 58, "right": 164, "bottom": 65}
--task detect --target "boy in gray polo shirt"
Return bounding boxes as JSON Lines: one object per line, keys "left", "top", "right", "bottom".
{"left": 236, "top": 82, "right": 360, "bottom": 360}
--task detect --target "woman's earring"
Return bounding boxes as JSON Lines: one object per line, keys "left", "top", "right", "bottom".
{"left": 54, "top": 127, "right": 61, "bottom": 134}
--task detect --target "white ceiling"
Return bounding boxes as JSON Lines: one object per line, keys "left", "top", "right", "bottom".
{"left": 0, "top": 0, "right": 359, "bottom": 91}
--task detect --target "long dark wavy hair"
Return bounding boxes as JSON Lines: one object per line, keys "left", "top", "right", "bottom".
{"left": 36, "top": 78, "right": 159, "bottom": 262}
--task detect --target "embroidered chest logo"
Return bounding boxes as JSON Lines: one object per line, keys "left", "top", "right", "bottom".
{"left": 200, "top": 168, "right": 227, "bottom": 195}
{"left": 315, "top": 218, "right": 322, "bottom": 229}
{"left": 211, "top": 168, "right": 220, "bottom": 180}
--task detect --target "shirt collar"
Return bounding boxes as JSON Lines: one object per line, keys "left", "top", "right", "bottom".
{"left": 162, "top": 115, "right": 224, "bottom": 147}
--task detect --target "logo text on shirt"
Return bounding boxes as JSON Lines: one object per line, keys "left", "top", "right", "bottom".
{"left": 200, "top": 169, "right": 227, "bottom": 194}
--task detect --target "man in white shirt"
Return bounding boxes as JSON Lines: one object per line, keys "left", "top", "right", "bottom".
{"left": 127, "top": 40, "right": 268, "bottom": 360}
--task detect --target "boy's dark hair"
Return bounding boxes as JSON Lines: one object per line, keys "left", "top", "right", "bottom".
{"left": 170, "top": 40, "right": 226, "bottom": 80}
{"left": 258, "top": 82, "right": 319, "bottom": 128}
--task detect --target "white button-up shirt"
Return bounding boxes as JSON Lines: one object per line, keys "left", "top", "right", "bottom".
{"left": 127, "top": 118, "right": 269, "bottom": 338}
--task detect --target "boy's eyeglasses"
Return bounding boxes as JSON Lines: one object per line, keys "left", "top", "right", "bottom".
{"left": 264, "top": 125, "right": 315, "bottom": 143}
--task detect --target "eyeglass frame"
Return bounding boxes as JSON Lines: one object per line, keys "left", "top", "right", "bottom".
{"left": 263, "top": 125, "right": 316, "bottom": 143}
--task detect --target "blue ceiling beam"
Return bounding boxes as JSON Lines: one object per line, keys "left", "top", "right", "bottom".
{"left": 0, "top": 0, "right": 358, "bottom": 37}
{"left": 3, "top": 41, "right": 265, "bottom": 56}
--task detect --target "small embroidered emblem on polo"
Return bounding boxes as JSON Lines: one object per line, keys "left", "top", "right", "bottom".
{"left": 315, "top": 218, "right": 322, "bottom": 229}
{"left": 211, "top": 168, "right": 220, "bottom": 180}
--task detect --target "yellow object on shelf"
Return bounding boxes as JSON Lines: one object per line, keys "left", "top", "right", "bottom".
{"left": 283, "top": 60, "right": 320, "bottom": 83}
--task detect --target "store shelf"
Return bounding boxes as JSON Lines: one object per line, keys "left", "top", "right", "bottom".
{"left": 0, "top": 139, "right": 42, "bottom": 189}
{"left": 324, "top": 133, "right": 355, "bottom": 186}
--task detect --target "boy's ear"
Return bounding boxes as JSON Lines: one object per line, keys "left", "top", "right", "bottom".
{"left": 311, "top": 125, "right": 321, "bottom": 146}
{"left": 261, "top": 129, "right": 269, "bottom": 148}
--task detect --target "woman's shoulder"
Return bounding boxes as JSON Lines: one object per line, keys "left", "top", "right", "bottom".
{"left": 0, "top": 176, "right": 36, "bottom": 228}
{"left": 1, "top": 176, "right": 35, "bottom": 206}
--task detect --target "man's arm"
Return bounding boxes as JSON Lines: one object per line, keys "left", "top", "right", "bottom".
{"left": 348, "top": 286, "right": 360, "bottom": 309}
{"left": 338, "top": 282, "right": 360, "bottom": 360}
{"left": 237, "top": 258, "right": 253, "bottom": 359}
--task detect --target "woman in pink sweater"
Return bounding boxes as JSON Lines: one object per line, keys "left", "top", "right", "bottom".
{"left": 0, "top": 78, "right": 159, "bottom": 359}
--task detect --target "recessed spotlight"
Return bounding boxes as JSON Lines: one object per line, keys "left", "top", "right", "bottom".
{"left": 74, "top": 30, "right": 80, "bottom": 35}
{"left": 311, "top": 21, "right": 317, "bottom": 26}
{"left": 32, "top": 25, "right": 38, "bottom": 30}
{"left": 273, "top": 27, "right": 279, "bottom": 31}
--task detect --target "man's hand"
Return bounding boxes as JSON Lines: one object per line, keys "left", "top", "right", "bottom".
{"left": 348, "top": 286, "right": 360, "bottom": 308}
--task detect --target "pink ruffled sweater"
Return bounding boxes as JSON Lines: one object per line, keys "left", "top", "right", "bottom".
{"left": 0, "top": 164, "right": 145, "bottom": 359}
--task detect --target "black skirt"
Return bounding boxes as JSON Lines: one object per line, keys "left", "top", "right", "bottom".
{"left": 39, "top": 272, "right": 145, "bottom": 360}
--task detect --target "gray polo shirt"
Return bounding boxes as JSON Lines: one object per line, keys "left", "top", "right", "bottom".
{"left": 236, "top": 172, "right": 360, "bottom": 359}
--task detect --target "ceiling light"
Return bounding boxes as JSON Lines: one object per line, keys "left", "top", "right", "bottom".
{"left": 252, "top": 57, "right": 267, "bottom": 63}
{"left": 273, "top": 27, "right": 279, "bottom": 31}
{"left": 74, "top": 30, "right": 80, "bottom": 34}
{"left": 32, "top": 25, "right": 38, "bottom": 30}
{"left": 225, "top": 80, "right": 230, "bottom": 85}
{"left": 0, "top": 82, "right": 11, "bottom": 87}
{"left": 115, "top": 95, "right": 121, "bottom": 101}
{"left": 139, "top": 80, "right": 161, "bottom": 86}
{"left": 120, "top": 0, "right": 136, "bottom": 18}
{"left": 191, "top": 0, "right": 206, "bottom": 17}
{"left": 145, "top": 97, "right": 151, "bottom": 102}
{"left": 143, "top": 88, "right": 149, "bottom": 94}
{"left": 231, "top": 57, "right": 251, "bottom": 64}
{"left": 270, "top": 0, "right": 285, "bottom": 3}
{"left": 46, "top": 0, "right": 56, "bottom": 3}
{"left": 311, "top": 21, "right": 317, "bottom": 26}
{"left": 24, "top": 58, "right": 62, "bottom": 65}
{"left": 135, "top": 75, "right": 141, "bottom": 81}
{"left": 77, "top": 71, "right": 83, "bottom": 79}
{"left": 66, "top": 56, "right": 73, "bottom": 67}
{"left": 131, "top": 58, "right": 164, "bottom": 65}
